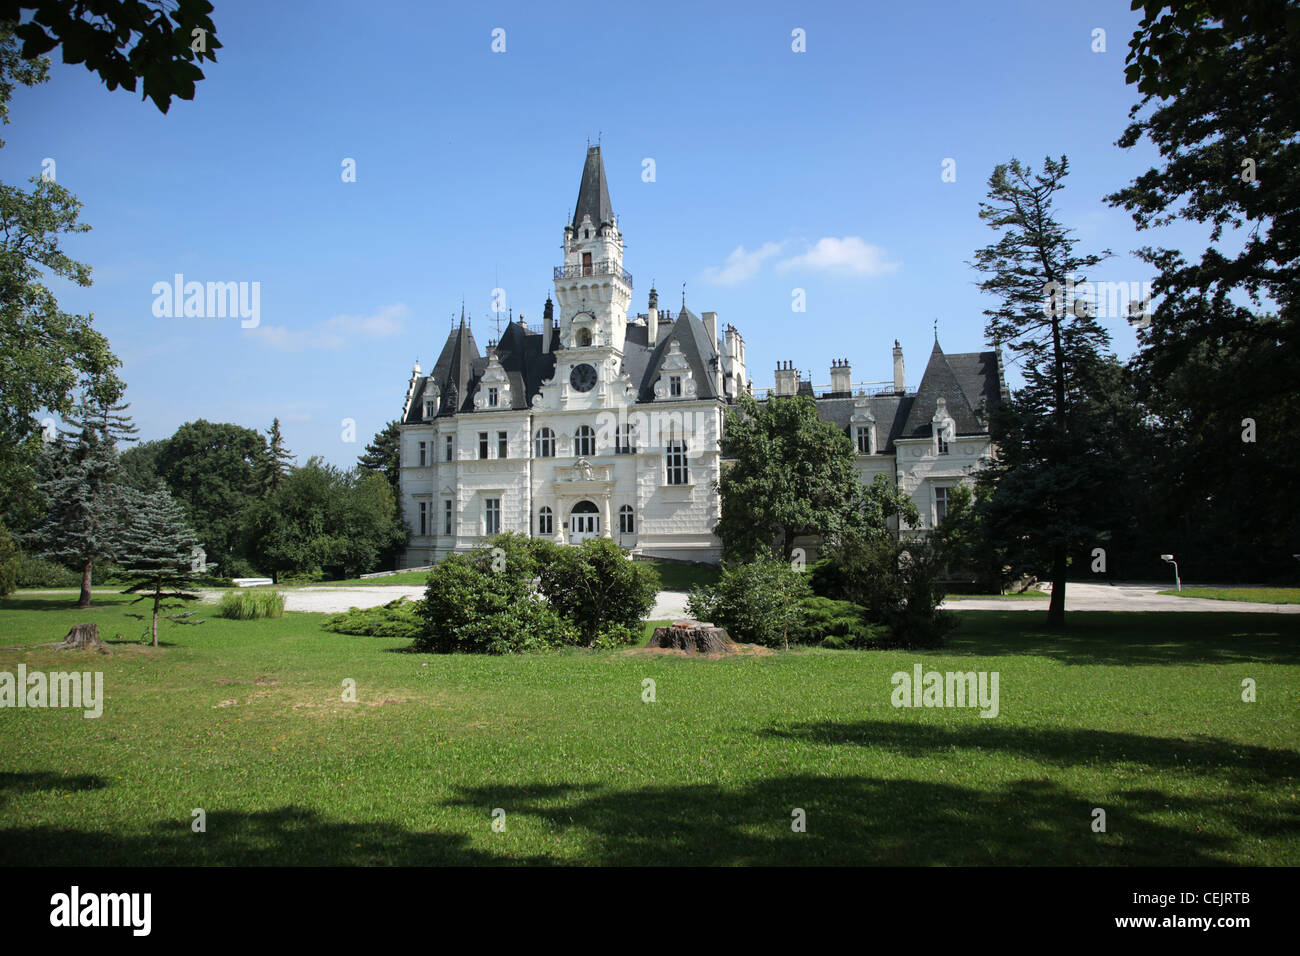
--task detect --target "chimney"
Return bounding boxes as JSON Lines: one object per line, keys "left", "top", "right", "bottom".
{"left": 830, "top": 358, "right": 852, "bottom": 396}
{"left": 725, "top": 325, "right": 746, "bottom": 391}
{"left": 647, "top": 287, "right": 659, "bottom": 344}
{"left": 774, "top": 360, "right": 799, "bottom": 397}
{"left": 892, "top": 340, "right": 905, "bottom": 393}
{"left": 703, "top": 311, "right": 718, "bottom": 348}
{"left": 542, "top": 297, "right": 555, "bottom": 353}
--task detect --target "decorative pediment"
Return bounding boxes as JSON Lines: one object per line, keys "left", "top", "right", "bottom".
{"left": 473, "top": 355, "right": 512, "bottom": 410}
{"left": 422, "top": 378, "right": 440, "bottom": 419}
{"left": 850, "top": 397, "right": 875, "bottom": 425}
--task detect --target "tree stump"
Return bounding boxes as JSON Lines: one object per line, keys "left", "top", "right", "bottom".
{"left": 648, "top": 619, "right": 734, "bottom": 654}
{"left": 54, "top": 623, "right": 108, "bottom": 652}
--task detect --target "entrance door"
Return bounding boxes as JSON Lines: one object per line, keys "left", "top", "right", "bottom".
{"left": 569, "top": 500, "right": 600, "bottom": 544}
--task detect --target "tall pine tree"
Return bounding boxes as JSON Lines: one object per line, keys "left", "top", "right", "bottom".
{"left": 258, "top": 417, "right": 294, "bottom": 494}
{"left": 24, "top": 397, "right": 137, "bottom": 608}
{"left": 116, "top": 485, "right": 200, "bottom": 647}
{"left": 970, "top": 157, "right": 1121, "bottom": 627}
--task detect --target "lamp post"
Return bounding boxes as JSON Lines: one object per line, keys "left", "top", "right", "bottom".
{"left": 1160, "top": 554, "right": 1181, "bottom": 591}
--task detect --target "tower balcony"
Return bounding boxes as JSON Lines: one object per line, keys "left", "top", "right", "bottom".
{"left": 554, "top": 260, "right": 633, "bottom": 286}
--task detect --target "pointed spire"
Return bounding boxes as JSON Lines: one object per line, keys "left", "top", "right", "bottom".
{"left": 572, "top": 145, "right": 614, "bottom": 230}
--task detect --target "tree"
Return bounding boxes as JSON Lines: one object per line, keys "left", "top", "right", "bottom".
{"left": 24, "top": 398, "right": 138, "bottom": 607}
{"left": 686, "top": 559, "right": 812, "bottom": 650}
{"left": 0, "top": 520, "right": 18, "bottom": 596}
{"left": 242, "top": 459, "right": 406, "bottom": 581}
{"left": 154, "top": 420, "right": 269, "bottom": 564}
{"left": 1108, "top": 0, "right": 1299, "bottom": 330}
{"left": 536, "top": 538, "right": 660, "bottom": 646}
{"left": 257, "top": 417, "right": 294, "bottom": 494}
{"left": 0, "top": 174, "right": 124, "bottom": 529}
{"left": 116, "top": 486, "right": 199, "bottom": 646}
{"left": 970, "top": 156, "right": 1118, "bottom": 627}
{"left": 118, "top": 438, "right": 165, "bottom": 491}
{"left": 1106, "top": 2, "right": 1300, "bottom": 582}
{"left": 716, "top": 393, "right": 892, "bottom": 562}
{"left": 358, "top": 420, "right": 401, "bottom": 496}
{"left": 1, "top": 0, "right": 221, "bottom": 113}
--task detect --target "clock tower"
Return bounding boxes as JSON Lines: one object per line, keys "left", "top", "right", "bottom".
{"left": 554, "top": 145, "right": 632, "bottom": 361}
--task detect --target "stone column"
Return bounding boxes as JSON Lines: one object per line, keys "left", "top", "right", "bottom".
{"left": 601, "top": 495, "right": 612, "bottom": 538}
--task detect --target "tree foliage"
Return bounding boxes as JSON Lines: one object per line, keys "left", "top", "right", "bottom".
{"left": 687, "top": 559, "right": 812, "bottom": 649}
{"left": 537, "top": 538, "right": 659, "bottom": 647}
{"left": 1, "top": 0, "right": 221, "bottom": 113}
{"left": 716, "top": 393, "right": 909, "bottom": 562}
{"left": 970, "top": 156, "right": 1121, "bottom": 626}
{"left": 116, "top": 485, "right": 199, "bottom": 646}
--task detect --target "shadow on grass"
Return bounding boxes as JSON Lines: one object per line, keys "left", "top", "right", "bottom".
{"left": 946, "top": 611, "right": 1300, "bottom": 666}
{"left": 2, "top": 768, "right": 1292, "bottom": 865}
{"left": 0, "top": 771, "right": 108, "bottom": 806}
{"left": 761, "top": 720, "right": 1300, "bottom": 784}
{"left": 0, "top": 803, "right": 519, "bottom": 866}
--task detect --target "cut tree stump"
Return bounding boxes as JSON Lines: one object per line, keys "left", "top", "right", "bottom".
{"left": 53, "top": 623, "right": 109, "bottom": 653}
{"left": 647, "top": 619, "right": 734, "bottom": 654}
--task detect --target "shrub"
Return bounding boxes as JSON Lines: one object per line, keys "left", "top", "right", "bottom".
{"left": 537, "top": 538, "right": 659, "bottom": 646}
{"left": 15, "top": 552, "right": 80, "bottom": 588}
{"left": 323, "top": 597, "right": 423, "bottom": 640}
{"left": 216, "top": 589, "right": 285, "bottom": 619}
{"left": 799, "top": 595, "right": 886, "bottom": 648}
{"left": 278, "top": 569, "right": 324, "bottom": 585}
{"left": 818, "top": 533, "right": 955, "bottom": 648}
{"left": 0, "top": 524, "right": 18, "bottom": 597}
{"left": 687, "top": 559, "right": 811, "bottom": 648}
{"left": 415, "top": 551, "right": 574, "bottom": 654}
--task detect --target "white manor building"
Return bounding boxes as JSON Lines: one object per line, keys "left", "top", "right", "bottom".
{"left": 397, "top": 146, "right": 1007, "bottom": 566}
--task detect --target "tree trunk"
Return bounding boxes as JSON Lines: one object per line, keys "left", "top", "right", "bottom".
{"left": 648, "top": 620, "right": 734, "bottom": 654}
{"left": 151, "top": 579, "right": 161, "bottom": 647}
{"left": 78, "top": 557, "right": 93, "bottom": 609}
{"left": 1047, "top": 547, "right": 1067, "bottom": 627}
{"left": 56, "top": 623, "right": 107, "bottom": 651}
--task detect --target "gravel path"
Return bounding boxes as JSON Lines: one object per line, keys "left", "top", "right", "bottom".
{"left": 177, "top": 581, "right": 1295, "bottom": 616}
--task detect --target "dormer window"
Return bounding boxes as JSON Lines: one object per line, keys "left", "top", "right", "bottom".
{"left": 423, "top": 400, "right": 435, "bottom": 419}
{"left": 577, "top": 328, "right": 592, "bottom": 347}
{"left": 855, "top": 426, "right": 873, "bottom": 455}
{"left": 937, "top": 427, "right": 951, "bottom": 455}
{"left": 488, "top": 387, "right": 499, "bottom": 408}
{"left": 670, "top": 376, "right": 682, "bottom": 397}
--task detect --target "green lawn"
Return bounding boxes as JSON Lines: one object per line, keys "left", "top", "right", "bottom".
{"left": 0, "top": 594, "right": 1296, "bottom": 865}
{"left": 1159, "top": 587, "right": 1300, "bottom": 604}
{"left": 638, "top": 559, "right": 719, "bottom": 591}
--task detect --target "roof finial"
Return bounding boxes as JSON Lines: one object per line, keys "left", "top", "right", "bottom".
{"left": 933, "top": 317, "right": 939, "bottom": 342}
{"left": 681, "top": 281, "right": 686, "bottom": 310}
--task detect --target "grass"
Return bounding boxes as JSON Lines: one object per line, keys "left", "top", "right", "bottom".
{"left": 1159, "top": 587, "right": 1300, "bottom": 604}
{"left": 215, "top": 590, "right": 285, "bottom": 619}
{"left": 0, "top": 593, "right": 1297, "bottom": 866}
{"left": 639, "top": 559, "right": 719, "bottom": 591}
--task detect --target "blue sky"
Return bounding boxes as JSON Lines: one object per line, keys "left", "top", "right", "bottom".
{"left": 1, "top": 0, "right": 1212, "bottom": 466}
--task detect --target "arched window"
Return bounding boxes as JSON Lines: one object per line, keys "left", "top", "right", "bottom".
{"left": 537, "top": 506, "right": 553, "bottom": 536}
{"left": 576, "top": 328, "right": 592, "bottom": 347}
{"left": 618, "top": 505, "right": 635, "bottom": 534}
{"left": 535, "top": 427, "right": 555, "bottom": 458}
{"left": 575, "top": 425, "right": 596, "bottom": 457}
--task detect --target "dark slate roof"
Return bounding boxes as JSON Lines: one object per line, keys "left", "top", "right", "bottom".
{"left": 900, "top": 341, "right": 995, "bottom": 438}
{"left": 627, "top": 305, "right": 724, "bottom": 402}
{"left": 403, "top": 314, "right": 481, "bottom": 422}
{"left": 811, "top": 394, "right": 915, "bottom": 453}
{"left": 572, "top": 146, "right": 614, "bottom": 230}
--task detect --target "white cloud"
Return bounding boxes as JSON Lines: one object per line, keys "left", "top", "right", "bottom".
{"left": 701, "top": 242, "right": 785, "bottom": 285}
{"left": 247, "top": 303, "right": 409, "bottom": 350}
{"left": 777, "top": 237, "right": 899, "bottom": 277}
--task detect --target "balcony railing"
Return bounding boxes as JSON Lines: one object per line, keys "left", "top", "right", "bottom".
{"left": 554, "top": 260, "right": 633, "bottom": 285}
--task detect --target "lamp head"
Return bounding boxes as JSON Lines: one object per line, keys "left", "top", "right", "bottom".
{"left": 1160, "top": 554, "right": 1174, "bottom": 562}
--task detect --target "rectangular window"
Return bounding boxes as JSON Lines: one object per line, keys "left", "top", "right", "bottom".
{"left": 670, "top": 376, "right": 682, "bottom": 397}
{"left": 856, "top": 427, "right": 871, "bottom": 455}
{"left": 488, "top": 387, "right": 499, "bottom": 408}
{"left": 497, "top": 431, "right": 508, "bottom": 459}
{"left": 935, "top": 486, "right": 949, "bottom": 525}
{"left": 445, "top": 434, "right": 454, "bottom": 461}
{"left": 478, "top": 432, "right": 489, "bottom": 460}
{"left": 424, "top": 400, "right": 435, "bottom": 419}
{"left": 666, "top": 442, "right": 689, "bottom": 486}
{"left": 616, "top": 424, "right": 635, "bottom": 454}
{"left": 418, "top": 501, "right": 428, "bottom": 535}
{"left": 537, "top": 508, "right": 553, "bottom": 536}
{"left": 485, "top": 498, "right": 500, "bottom": 536}
{"left": 418, "top": 441, "right": 427, "bottom": 467}
{"left": 443, "top": 499, "right": 453, "bottom": 536}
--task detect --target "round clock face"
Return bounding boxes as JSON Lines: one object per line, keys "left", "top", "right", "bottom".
{"left": 570, "top": 363, "right": 598, "bottom": 392}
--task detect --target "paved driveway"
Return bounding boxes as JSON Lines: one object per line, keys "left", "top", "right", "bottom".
{"left": 942, "top": 581, "right": 1300, "bottom": 613}
{"left": 192, "top": 581, "right": 1297, "bottom": 616}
